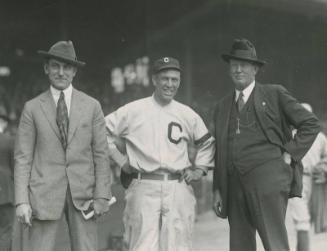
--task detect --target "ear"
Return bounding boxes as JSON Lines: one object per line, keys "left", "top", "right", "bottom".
{"left": 152, "top": 75, "right": 157, "bottom": 87}
{"left": 72, "top": 66, "right": 77, "bottom": 76}
{"left": 43, "top": 63, "right": 49, "bottom": 74}
{"left": 254, "top": 65, "right": 259, "bottom": 74}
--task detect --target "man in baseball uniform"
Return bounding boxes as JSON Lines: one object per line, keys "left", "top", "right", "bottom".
{"left": 105, "top": 57, "right": 215, "bottom": 251}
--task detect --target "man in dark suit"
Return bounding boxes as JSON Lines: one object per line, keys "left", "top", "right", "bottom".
{"left": 212, "top": 38, "right": 320, "bottom": 251}
{"left": 0, "top": 107, "right": 15, "bottom": 251}
{"left": 14, "top": 41, "right": 112, "bottom": 251}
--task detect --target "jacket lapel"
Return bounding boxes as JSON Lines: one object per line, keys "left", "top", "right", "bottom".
{"left": 219, "top": 93, "right": 234, "bottom": 146}
{"left": 67, "top": 88, "right": 83, "bottom": 145}
{"left": 216, "top": 92, "right": 234, "bottom": 167}
{"left": 254, "top": 83, "right": 269, "bottom": 132}
{"left": 254, "top": 83, "right": 282, "bottom": 147}
{"left": 40, "top": 90, "right": 61, "bottom": 140}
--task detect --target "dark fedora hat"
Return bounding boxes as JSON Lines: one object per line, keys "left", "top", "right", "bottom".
{"left": 221, "top": 38, "right": 266, "bottom": 66}
{"left": 38, "top": 40, "right": 85, "bottom": 67}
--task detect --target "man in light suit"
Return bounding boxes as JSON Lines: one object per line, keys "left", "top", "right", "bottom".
{"left": 14, "top": 40, "right": 111, "bottom": 251}
{"left": 212, "top": 38, "right": 320, "bottom": 251}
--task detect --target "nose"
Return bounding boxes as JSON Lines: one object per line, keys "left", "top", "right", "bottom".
{"left": 166, "top": 78, "right": 173, "bottom": 87}
{"left": 58, "top": 66, "right": 64, "bottom": 75}
{"left": 235, "top": 64, "right": 242, "bottom": 72}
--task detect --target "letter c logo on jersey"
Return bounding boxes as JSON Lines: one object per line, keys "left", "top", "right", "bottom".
{"left": 168, "top": 122, "right": 182, "bottom": 144}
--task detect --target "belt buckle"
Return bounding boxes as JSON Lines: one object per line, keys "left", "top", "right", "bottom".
{"left": 162, "top": 173, "right": 169, "bottom": 181}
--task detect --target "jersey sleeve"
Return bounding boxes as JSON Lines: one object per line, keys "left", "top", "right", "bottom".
{"left": 105, "top": 105, "right": 129, "bottom": 137}
{"left": 105, "top": 106, "right": 129, "bottom": 168}
{"left": 192, "top": 113, "right": 215, "bottom": 173}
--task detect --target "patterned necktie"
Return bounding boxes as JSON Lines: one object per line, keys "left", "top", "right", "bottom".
{"left": 236, "top": 91, "right": 245, "bottom": 112}
{"left": 56, "top": 91, "right": 69, "bottom": 150}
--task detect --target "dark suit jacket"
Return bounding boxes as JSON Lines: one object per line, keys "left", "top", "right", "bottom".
{"left": 213, "top": 83, "right": 320, "bottom": 218}
{"left": 0, "top": 132, "right": 15, "bottom": 205}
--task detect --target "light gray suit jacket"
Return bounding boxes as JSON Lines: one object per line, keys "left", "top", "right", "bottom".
{"left": 14, "top": 88, "right": 111, "bottom": 220}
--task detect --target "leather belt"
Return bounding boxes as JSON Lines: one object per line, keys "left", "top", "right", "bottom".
{"left": 131, "top": 172, "right": 181, "bottom": 181}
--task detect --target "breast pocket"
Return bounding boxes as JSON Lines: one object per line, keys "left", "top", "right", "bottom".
{"left": 76, "top": 122, "right": 92, "bottom": 143}
{"left": 263, "top": 106, "right": 280, "bottom": 123}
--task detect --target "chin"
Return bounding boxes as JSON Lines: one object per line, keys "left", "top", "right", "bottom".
{"left": 53, "top": 83, "right": 69, "bottom": 90}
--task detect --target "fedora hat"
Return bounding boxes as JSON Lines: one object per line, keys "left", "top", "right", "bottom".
{"left": 38, "top": 40, "right": 85, "bottom": 67}
{"left": 221, "top": 38, "right": 266, "bottom": 66}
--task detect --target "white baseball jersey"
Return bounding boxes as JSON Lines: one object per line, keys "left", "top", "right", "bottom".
{"left": 105, "top": 95, "right": 215, "bottom": 173}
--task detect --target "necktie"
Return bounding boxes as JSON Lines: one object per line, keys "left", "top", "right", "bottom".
{"left": 56, "top": 91, "right": 69, "bottom": 150}
{"left": 236, "top": 91, "right": 245, "bottom": 112}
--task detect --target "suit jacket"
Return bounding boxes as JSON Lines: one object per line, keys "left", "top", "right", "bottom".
{"left": 213, "top": 83, "right": 320, "bottom": 218}
{"left": 14, "top": 88, "right": 111, "bottom": 220}
{"left": 0, "top": 132, "right": 15, "bottom": 205}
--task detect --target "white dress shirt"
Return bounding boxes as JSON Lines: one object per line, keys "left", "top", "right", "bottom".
{"left": 50, "top": 84, "right": 73, "bottom": 116}
{"left": 235, "top": 81, "right": 255, "bottom": 103}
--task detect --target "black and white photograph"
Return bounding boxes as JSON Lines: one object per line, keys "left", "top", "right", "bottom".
{"left": 1, "top": 1, "right": 327, "bottom": 251}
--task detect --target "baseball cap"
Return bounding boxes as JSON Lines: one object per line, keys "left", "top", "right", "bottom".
{"left": 152, "top": 57, "right": 181, "bottom": 74}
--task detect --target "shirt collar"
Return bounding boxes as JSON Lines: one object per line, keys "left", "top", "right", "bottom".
{"left": 235, "top": 81, "right": 255, "bottom": 103}
{"left": 50, "top": 84, "right": 73, "bottom": 100}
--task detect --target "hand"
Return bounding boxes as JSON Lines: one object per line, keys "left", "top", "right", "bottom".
{"left": 93, "top": 198, "right": 109, "bottom": 218}
{"left": 313, "top": 170, "right": 327, "bottom": 184}
{"left": 283, "top": 152, "right": 292, "bottom": 165}
{"left": 181, "top": 168, "right": 204, "bottom": 184}
{"left": 16, "top": 203, "right": 32, "bottom": 227}
{"left": 213, "top": 190, "right": 223, "bottom": 218}
{"left": 121, "top": 156, "right": 132, "bottom": 174}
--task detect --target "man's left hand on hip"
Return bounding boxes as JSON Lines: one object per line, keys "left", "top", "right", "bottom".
{"left": 181, "top": 168, "right": 204, "bottom": 184}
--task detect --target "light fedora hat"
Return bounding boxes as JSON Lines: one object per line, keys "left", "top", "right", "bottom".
{"left": 221, "top": 38, "right": 266, "bottom": 67}
{"left": 38, "top": 40, "right": 85, "bottom": 67}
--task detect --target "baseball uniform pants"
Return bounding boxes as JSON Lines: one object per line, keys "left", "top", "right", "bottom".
{"left": 123, "top": 178, "right": 196, "bottom": 251}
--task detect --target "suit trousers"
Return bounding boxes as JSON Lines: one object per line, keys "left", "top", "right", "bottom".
{"left": 228, "top": 158, "right": 292, "bottom": 251}
{"left": 27, "top": 186, "right": 97, "bottom": 251}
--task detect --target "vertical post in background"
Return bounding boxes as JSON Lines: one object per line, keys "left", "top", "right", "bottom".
{"left": 183, "top": 37, "right": 193, "bottom": 106}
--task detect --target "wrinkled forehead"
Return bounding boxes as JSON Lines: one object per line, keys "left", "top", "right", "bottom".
{"left": 155, "top": 69, "right": 181, "bottom": 78}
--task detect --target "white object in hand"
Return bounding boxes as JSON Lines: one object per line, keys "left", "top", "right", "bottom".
{"left": 81, "top": 196, "right": 117, "bottom": 220}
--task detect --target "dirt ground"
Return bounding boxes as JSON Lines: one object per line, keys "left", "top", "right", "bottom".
{"left": 193, "top": 210, "right": 327, "bottom": 251}
{"left": 18, "top": 206, "right": 326, "bottom": 251}
{"left": 12, "top": 184, "right": 327, "bottom": 251}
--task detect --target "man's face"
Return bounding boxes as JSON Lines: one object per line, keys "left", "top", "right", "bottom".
{"left": 152, "top": 69, "right": 180, "bottom": 105}
{"left": 44, "top": 59, "right": 77, "bottom": 90}
{"left": 229, "top": 59, "right": 258, "bottom": 90}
